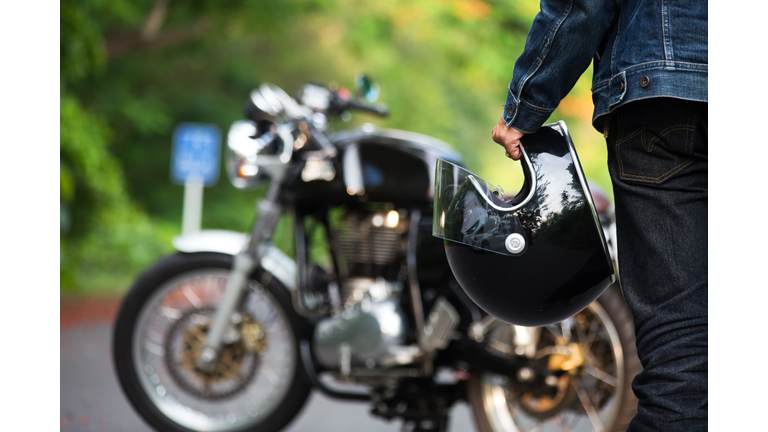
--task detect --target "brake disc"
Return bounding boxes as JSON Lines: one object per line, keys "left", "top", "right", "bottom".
{"left": 164, "top": 307, "right": 261, "bottom": 400}
{"left": 512, "top": 310, "right": 617, "bottom": 418}
{"left": 511, "top": 334, "right": 582, "bottom": 419}
{"left": 516, "top": 373, "right": 577, "bottom": 419}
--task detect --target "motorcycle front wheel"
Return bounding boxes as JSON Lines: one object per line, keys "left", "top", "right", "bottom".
{"left": 468, "top": 284, "right": 642, "bottom": 432}
{"left": 113, "top": 252, "right": 312, "bottom": 432}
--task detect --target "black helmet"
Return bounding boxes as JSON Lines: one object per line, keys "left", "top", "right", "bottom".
{"left": 433, "top": 121, "right": 614, "bottom": 326}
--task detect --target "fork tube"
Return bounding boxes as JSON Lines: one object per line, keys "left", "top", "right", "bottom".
{"left": 199, "top": 180, "right": 283, "bottom": 369}
{"left": 246, "top": 180, "right": 283, "bottom": 252}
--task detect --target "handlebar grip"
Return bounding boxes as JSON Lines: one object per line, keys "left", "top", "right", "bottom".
{"left": 345, "top": 100, "right": 389, "bottom": 117}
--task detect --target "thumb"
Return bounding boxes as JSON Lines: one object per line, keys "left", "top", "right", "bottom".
{"left": 504, "top": 141, "right": 522, "bottom": 161}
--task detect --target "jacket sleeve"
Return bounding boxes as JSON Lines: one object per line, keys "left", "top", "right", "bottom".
{"left": 503, "top": 0, "right": 618, "bottom": 133}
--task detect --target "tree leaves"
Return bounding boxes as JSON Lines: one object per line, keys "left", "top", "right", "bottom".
{"left": 60, "top": 0, "right": 611, "bottom": 292}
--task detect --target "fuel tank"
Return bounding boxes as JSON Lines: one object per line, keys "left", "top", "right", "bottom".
{"left": 284, "top": 125, "right": 463, "bottom": 205}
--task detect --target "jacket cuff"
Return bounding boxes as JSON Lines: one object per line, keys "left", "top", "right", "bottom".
{"left": 502, "top": 90, "right": 554, "bottom": 134}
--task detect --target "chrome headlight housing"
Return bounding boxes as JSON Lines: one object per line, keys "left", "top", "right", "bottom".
{"left": 226, "top": 120, "right": 277, "bottom": 189}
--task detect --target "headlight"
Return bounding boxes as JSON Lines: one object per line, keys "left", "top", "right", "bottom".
{"left": 226, "top": 120, "right": 273, "bottom": 189}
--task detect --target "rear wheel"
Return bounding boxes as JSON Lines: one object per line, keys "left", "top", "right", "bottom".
{"left": 468, "top": 284, "right": 641, "bottom": 432}
{"left": 113, "top": 252, "right": 312, "bottom": 432}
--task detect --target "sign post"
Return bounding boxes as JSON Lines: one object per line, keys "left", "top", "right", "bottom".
{"left": 171, "top": 123, "right": 221, "bottom": 235}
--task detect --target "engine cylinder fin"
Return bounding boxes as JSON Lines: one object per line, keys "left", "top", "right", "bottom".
{"left": 335, "top": 212, "right": 407, "bottom": 285}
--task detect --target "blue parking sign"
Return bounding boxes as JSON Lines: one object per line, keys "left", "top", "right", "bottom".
{"left": 171, "top": 122, "right": 221, "bottom": 186}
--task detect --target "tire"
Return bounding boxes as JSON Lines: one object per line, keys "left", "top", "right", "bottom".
{"left": 468, "top": 284, "right": 642, "bottom": 432}
{"left": 113, "top": 252, "right": 312, "bottom": 432}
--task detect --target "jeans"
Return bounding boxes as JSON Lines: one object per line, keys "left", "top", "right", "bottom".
{"left": 605, "top": 98, "right": 708, "bottom": 431}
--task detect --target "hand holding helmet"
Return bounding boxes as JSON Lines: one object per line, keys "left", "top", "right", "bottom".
{"left": 491, "top": 116, "right": 524, "bottom": 160}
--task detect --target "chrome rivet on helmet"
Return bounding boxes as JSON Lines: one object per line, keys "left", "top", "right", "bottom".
{"left": 505, "top": 233, "right": 526, "bottom": 254}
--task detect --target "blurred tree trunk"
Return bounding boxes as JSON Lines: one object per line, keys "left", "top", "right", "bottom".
{"left": 105, "top": 0, "right": 209, "bottom": 60}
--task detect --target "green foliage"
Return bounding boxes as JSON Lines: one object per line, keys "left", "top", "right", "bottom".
{"left": 61, "top": 0, "right": 174, "bottom": 293}
{"left": 61, "top": 0, "right": 612, "bottom": 293}
{"left": 61, "top": 0, "right": 106, "bottom": 86}
{"left": 60, "top": 93, "right": 174, "bottom": 293}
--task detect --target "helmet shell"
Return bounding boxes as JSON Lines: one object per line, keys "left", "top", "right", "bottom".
{"left": 433, "top": 121, "right": 614, "bottom": 326}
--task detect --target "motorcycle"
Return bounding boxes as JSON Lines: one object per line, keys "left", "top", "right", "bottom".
{"left": 113, "top": 77, "right": 641, "bottom": 432}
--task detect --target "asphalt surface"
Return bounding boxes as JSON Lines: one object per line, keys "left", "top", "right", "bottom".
{"left": 60, "top": 296, "right": 475, "bottom": 432}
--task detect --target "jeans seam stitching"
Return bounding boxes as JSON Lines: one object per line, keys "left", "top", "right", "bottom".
{"left": 619, "top": 158, "right": 693, "bottom": 182}
{"left": 646, "top": 126, "right": 696, "bottom": 151}
{"left": 616, "top": 120, "right": 696, "bottom": 182}
{"left": 617, "top": 128, "right": 644, "bottom": 145}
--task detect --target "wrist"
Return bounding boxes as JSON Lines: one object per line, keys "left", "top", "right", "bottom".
{"left": 502, "top": 90, "right": 553, "bottom": 134}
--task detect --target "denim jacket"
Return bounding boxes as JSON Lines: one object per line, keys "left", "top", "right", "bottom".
{"left": 502, "top": 0, "right": 708, "bottom": 134}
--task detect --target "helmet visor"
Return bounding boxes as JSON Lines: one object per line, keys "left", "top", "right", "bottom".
{"left": 433, "top": 158, "right": 531, "bottom": 256}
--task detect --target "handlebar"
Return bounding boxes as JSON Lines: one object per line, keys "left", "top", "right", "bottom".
{"left": 343, "top": 99, "right": 389, "bottom": 117}
{"left": 328, "top": 91, "right": 389, "bottom": 118}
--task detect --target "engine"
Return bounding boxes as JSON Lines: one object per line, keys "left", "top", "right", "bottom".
{"left": 335, "top": 209, "right": 407, "bottom": 283}
{"left": 312, "top": 209, "right": 414, "bottom": 371}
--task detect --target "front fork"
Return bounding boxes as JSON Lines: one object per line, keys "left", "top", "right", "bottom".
{"left": 198, "top": 181, "right": 283, "bottom": 370}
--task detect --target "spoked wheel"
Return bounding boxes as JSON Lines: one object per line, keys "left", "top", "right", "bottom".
{"left": 468, "top": 285, "right": 641, "bottom": 432}
{"left": 113, "top": 252, "right": 312, "bottom": 432}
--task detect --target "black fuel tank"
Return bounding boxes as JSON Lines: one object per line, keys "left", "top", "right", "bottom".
{"left": 286, "top": 125, "right": 463, "bottom": 205}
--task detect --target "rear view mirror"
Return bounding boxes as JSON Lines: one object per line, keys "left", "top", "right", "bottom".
{"left": 354, "top": 74, "right": 380, "bottom": 103}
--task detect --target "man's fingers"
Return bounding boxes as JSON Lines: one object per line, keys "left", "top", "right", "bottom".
{"left": 504, "top": 142, "right": 522, "bottom": 160}
{"left": 492, "top": 117, "right": 510, "bottom": 145}
{"left": 492, "top": 116, "right": 524, "bottom": 160}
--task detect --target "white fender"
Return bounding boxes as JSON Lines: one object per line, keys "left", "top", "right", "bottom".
{"left": 172, "top": 229, "right": 297, "bottom": 291}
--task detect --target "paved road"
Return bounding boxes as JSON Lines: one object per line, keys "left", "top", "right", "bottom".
{"left": 60, "top": 297, "right": 476, "bottom": 432}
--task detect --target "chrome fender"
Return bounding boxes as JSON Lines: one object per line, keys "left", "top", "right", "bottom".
{"left": 172, "top": 229, "right": 297, "bottom": 291}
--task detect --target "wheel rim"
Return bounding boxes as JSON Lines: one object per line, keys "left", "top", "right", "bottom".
{"left": 480, "top": 301, "right": 625, "bottom": 432}
{"left": 131, "top": 269, "right": 296, "bottom": 431}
